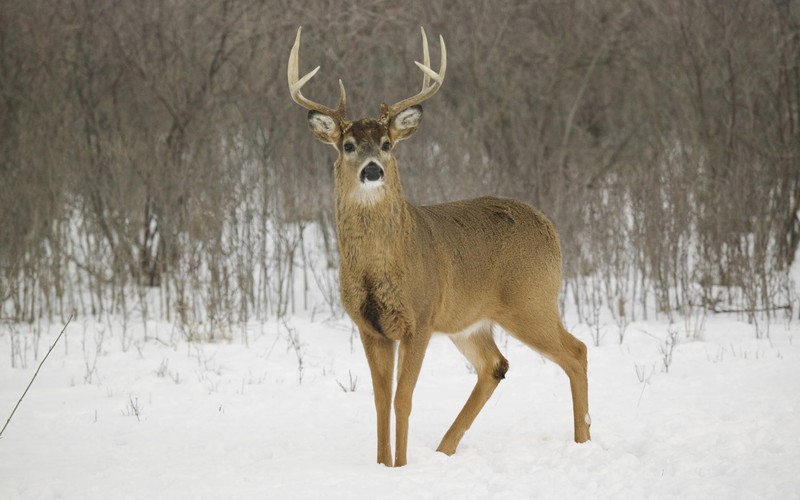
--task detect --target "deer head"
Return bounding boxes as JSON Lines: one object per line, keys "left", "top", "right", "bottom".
{"left": 288, "top": 27, "right": 446, "bottom": 206}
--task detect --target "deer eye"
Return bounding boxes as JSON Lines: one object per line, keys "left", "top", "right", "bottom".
{"left": 381, "top": 141, "right": 392, "bottom": 152}
{"left": 343, "top": 142, "right": 355, "bottom": 153}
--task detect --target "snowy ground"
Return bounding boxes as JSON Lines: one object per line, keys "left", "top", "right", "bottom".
{"left": 1, "top": 308, "right": 799, "bottom": 499}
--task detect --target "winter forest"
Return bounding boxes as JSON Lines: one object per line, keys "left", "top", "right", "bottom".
{"left": 2, "top": 1, "right": 800, "bottom": 498}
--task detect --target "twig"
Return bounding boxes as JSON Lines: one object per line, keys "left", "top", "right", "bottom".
{"left": 0, "top": 313, "right": 73, "bottom": 439}
{"left": 336, "top": 370, "right": 358, "bottom": 393}
{"left": 710, "top": 304, "right": 791, "bottom": 314}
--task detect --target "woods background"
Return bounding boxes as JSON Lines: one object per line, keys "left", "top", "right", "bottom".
{"left": 2, "top": 0, "right": 799, "bottom": 341}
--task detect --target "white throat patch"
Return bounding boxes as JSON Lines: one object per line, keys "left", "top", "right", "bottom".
{"left": 351, "top": 180, "right": 385, "bottom": 206}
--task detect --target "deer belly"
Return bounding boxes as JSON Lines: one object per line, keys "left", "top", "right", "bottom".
{"left": 434, "top": 319, "right": 491, "bottom": 338}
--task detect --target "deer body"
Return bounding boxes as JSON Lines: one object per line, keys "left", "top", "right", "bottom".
{"left": 289, "top": 28, "right": 590, "bottom": 467}
{"left": 339, "top": 194, "right": 562, "bottom": 342}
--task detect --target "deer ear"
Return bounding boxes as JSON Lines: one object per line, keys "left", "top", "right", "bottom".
{"left": 308, "top": 111, "right": 341, "bottom": 145}
{"left": 389, "top": 105, "right": 423, "bottom": 142}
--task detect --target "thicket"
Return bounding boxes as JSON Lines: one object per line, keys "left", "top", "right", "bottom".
{"left": 2, "top": 0, "right": 798, "bottom": 340}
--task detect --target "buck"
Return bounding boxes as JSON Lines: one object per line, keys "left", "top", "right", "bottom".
{"left": 288, "top": 27, "right": 591, "bottom": 467}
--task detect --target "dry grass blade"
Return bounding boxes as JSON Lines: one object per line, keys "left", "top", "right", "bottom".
{"left": 0, "top": 313, "right": 73, "bottom": 439}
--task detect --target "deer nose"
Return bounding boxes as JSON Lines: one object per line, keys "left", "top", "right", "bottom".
{"left": 360, "top": 162, "right": 384, "bottom": 183}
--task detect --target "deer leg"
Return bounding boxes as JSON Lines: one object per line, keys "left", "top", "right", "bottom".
{"left": 393, "top": 334, "right": 431, "bottom": 467}
{"left": 359, "top": 329, "right": 396, "bottom": 466}
{"left": 501, "top": 312, "right": 591, "bottom": 443}
{"left": 552, "top": 325, "right": 591, "bottom": 443}
{"left": 437, "top": 326, "right": 508, "bottom": 456}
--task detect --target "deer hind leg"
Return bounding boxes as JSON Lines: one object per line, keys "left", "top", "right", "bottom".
{"left": 500, "top": 310, "right": 591, "bottom": 443}
{"left": 359, "top": 329, "right": 396, "bottom": 466}
{"left": 436, "top": 325, "right": 509, "bottom": 456}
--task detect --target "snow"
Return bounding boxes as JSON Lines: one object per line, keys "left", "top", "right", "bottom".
{"left": 1, "top": 311, "right": 799, "bottom": 499}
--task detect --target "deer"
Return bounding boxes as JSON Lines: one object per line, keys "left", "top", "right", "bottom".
{"left": 287, "top": 27, "right": 591, "bottom": 467}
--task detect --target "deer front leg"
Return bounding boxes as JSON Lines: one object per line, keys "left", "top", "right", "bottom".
{"left": 393, "top": 334, "right": 431, "bottom": 467}
{"left": 359, "top": 329, "right": 396, "bottom": 466}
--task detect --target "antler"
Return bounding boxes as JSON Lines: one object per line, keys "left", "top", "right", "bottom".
{"left": 288, "top": 27, "right": 347, "bottom": 120}
{"left": 383, "top": 27, "right": 447, "bottom": 120}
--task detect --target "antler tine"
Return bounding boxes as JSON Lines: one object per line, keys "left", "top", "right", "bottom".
{"left": 420, "top": 27, "right": 431, "bottom": 89}
{"left": 288, "top": 27, "right": 347, "bottom": 118}
{"left": 384, "top": 28, "right": 446, "bottom": 118}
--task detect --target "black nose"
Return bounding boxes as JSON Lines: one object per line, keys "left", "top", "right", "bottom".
{"left": 360, "top": 162, "right": 384, "bottom": 183}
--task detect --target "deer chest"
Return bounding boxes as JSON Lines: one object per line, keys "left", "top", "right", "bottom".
{"left": 342, "top": 274, "right": 413, "bottom": 341}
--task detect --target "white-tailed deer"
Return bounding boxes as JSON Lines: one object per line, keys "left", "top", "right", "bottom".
{"left": 288, "top": 27, "right": 590, "bottom": 467}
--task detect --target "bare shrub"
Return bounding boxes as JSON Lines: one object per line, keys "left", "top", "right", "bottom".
{"left": 0, "top": 0, "right": 796, "bottom": 338}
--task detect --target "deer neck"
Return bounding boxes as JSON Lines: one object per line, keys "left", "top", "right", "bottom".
{"left": 334, "top": 180, "right": 412, "bottom": 274}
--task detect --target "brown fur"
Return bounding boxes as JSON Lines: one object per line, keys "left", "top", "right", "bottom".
{"left": 289, "top": 28, "right": 589, "bottom": 467}
{"left": 310, "top": 116, "right": 592, "bottom": 467}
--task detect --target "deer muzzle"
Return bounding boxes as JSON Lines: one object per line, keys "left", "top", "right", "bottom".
{"left": 360, "top": 161, "right": 385, "bottom": 184}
